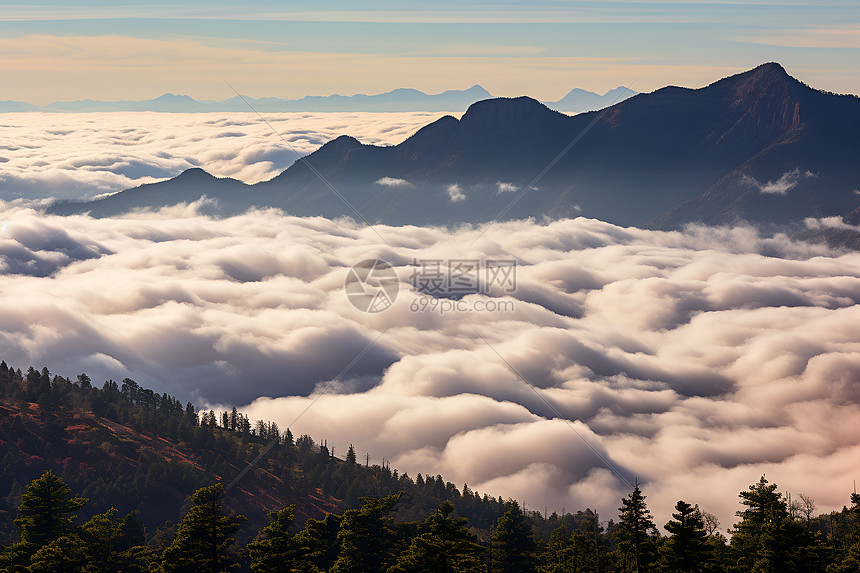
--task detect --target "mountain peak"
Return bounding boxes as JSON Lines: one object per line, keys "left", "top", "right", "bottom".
{"left": 175, "top": 167, "right": 215, "bottom": 180}
{"left": 152, "top": 93, "right": 196, "bottom": 102}
{"left": 702, "top": 62, "right": 803, "bottom": 106}
{"left": 754, "top": 62, "right": 789, "bottom": 76}
{"left": 724, "top": 62, "right": 796, "bottom": 89}
{"left": 318, "top": 134, "right": 363, "bottom": 152}
{"left": 461, "top": 96, "right": 561, "bottom": 126}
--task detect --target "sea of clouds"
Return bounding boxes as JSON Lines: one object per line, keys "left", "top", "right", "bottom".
{"left": 0, "top": 199, "right": 858, "bottom": 530}
{"left": 0, "top": 112, "right": 448, "bottom": 202}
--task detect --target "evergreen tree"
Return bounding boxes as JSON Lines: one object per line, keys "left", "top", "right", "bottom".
{"left": 729, "top": 475, "right": 806, "bottom": 573}
{"left": 248, "top": 505, "right": 312, "bottom": 572}
{"left": 294, "top": 512, "right": 342, "bottom": 572}
{"left": 160, "top": 483, "right": 246, "bottom": 572}
{"left": 331, "top": 493, "right": 401, "bottom": 573}
{"left": 391, "top": 500, "right": 484, "bottom": 573}
{"left": 26, "top": 533, "right": 88, "bottom": 572}
{"left": 841, "top": 492, "right": 860, "bottom": 556}
{"left": 346, "top": 444, "right": 357, "bottom": 465}
{"left": 538, "top": 525, "right": 573, "bottom": 573}
{"left": 117, "top": 511, "right": 156, "bottom": 573}
{"left": 119, "top": 510, "right": 147, "bottom": 550}
{"left": 76, "top": 373, "right": 91, "bottom": 389}
{"left": 78, "top": 507, "right": 124, "bottom": 572}
{"left": 830, "top": 495, "right": 860, "bottom": 573}
{"left": 660, "top": 500, "right": 713, "bottom": 572}
{"left": 570, "top": 509, "right": 604, "bottom": 573}
{"left": 185, "top": 402, "right": 197, "bottom": 425}
{"left": 616, "top": 483, "right": 659, "bottom": 572}
{"left": 492, "top": 500, "right": 537, "bottom": 573}
{"left": 13, "top": 470, "right": 87, "bottom": 557}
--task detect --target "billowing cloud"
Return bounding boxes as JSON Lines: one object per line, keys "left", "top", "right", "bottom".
{"left": 0, "top": 112, "right": 448, "bottom": 201}
{"left": 741, "top": 168, "right": 817, "bottom": 195}
{"left": 375, "top": 177, "right": 413, "bottom": 188}
{"left": 446, "top": 183, "right": 465, "bottom": 202}
{"left": 496, "top": 181, "right": 518, "bottom": 193}
{"left": 0, "top": 203, "right": 858, "bottom": 532}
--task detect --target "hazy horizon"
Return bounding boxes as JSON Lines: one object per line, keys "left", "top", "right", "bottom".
{"left": 2, "top": 1, "right": 858, "bottom": 105}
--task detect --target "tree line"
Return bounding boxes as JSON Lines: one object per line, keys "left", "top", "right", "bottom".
{"left": 3, "top": 470, "right": 860, "bottom": 572}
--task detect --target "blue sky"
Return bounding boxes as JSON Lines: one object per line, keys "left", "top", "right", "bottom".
{"left": 1, "top": 1, "right": 858, "bottom": 104}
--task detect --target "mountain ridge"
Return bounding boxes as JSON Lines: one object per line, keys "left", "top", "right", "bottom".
{"left": 47, "top": 63, "right": 860, "bottom": 233}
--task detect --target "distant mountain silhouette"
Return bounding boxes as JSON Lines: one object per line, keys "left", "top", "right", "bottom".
{"left": 543, "top": 86, "right": 636, "bottom": 113}
{"left": 49, "top": 63, "right": 860, "bottom": 230}
{"left": 0, "top": 100, "right": 36, "bottom": 112}
{"left": 33, "top": 85, "right": 493, "bottom": 113}
{"left": 6, "top": 85, "right": 635, "bottom": 114}
{"left": 44, "top": 93, "right": 204, "bottom": 112}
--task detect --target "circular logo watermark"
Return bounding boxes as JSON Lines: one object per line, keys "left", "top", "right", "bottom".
{"left": 345, "top": 259, "right": 399, "bottom": 313}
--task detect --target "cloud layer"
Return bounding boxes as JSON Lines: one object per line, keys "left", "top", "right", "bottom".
{"left": 0, "top": 203, "right": 858, "bottom": 531}
{"left": 0, "top": 112, "right": 448, "bottom": 201}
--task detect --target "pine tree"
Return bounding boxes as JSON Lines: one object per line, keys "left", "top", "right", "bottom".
{"left": 729, "top": 475, "right": 806, "bottom": 573}
{"left": 832, "top": 494, "right": 860, "bottom": 573}
{"left": 160, "top": 483, "right": 246, "bottom": 572}
{"left": 294, "top": 512, "right": 342, "bottom": 572}
{"left": 617, "top": 483, "right": 658, "bottom": 572}
{"left": 661, "top": 500, "right": 713, "bottom": 572}
{"left": 331, "top": 493, "right": 401, "bottom": 573}
{"left": 346, "top": 444, "right": 357, "bottom": 465}
{"left": 76, "top": 372, "right": 92, "bottom": 389}
{"left": 79, "top": 507, "right": 124, "bottom": 572}
{"left": 391, "top": 501, "right": 484, "bottom": 572}
{"left": 14, "top": 470, "right": 87, "bottom": 557}
{"left": 119, "top": 511, "right": 147, "bottom": 550}
{"left": 247, "top": 505, "right": 311, "bottom": 572}
{"left": 26, "top": 533, "right": 88, "bottom": 572}
{"left": 571, "top": 510, "right": 604, "bottom": 573}
{"left": 491, "top": 501, "right": 537, "bottom": 573}
{"left": 117, "top": 511, "right": 155, "bottom": 573}
{"left": 538, "top": 525, "right": 573, "bottom": 573}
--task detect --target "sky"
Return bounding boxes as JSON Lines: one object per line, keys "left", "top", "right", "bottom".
{"left": 1, "top": 1, "right": 859, "bottom": 105}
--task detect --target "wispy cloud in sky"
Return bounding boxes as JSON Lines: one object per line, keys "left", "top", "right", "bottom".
{"left": 0, "top": 1, "right": 857, "bottom": 103}
{"left": 737, "top": 24, "right": 860, "bottom": 49}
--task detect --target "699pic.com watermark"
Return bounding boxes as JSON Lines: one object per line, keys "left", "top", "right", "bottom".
{"left": 344, "top": 258, "right": 517, "bottom": 315}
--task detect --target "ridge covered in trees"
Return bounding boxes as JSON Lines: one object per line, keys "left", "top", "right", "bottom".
{"left": 0, "top": 361, "right": 513, "bottom": 540}
{"left": 1, "top": 361, "right": 859, "bottom": 571}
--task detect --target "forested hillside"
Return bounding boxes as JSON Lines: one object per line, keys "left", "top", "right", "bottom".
{"left": 1, "top": 361, "right": 859, "bottom": 572}
{"left": 0, "top": 361, "right": 512, "bottom": 541}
